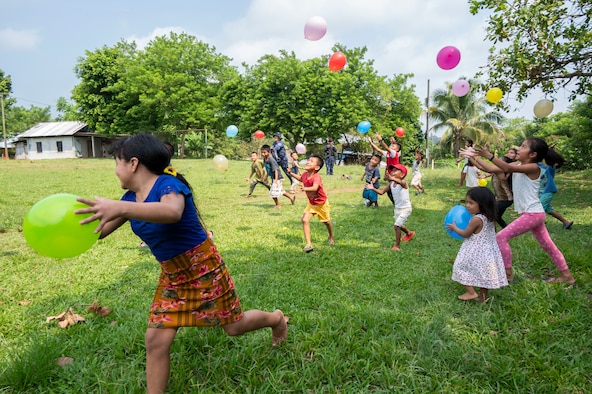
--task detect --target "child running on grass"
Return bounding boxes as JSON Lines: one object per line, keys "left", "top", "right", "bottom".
{"left": 245, "top": 151, "right": 270, "bottom": 198}
{"left": 75, "top": 134, "right": 288, "bottom": 394}
{"left": 539, "top": 148, "right": 573, "bottom": 229}
{"left": 290, "top": 154, "right": 334, "bottom": 253}
{"left": 260, "top": 144, "right": 295, "bottom": 208}
{"left": 462, "top": 137, "right": 577, "bottom": 285}
{"left": 366, "top": 164, "right": 415, "bottom": 251}
{"left": 446, "top": 187, "right": 508, "bottom": 302}
{"left": 411, "top": 150, "right": 425, "bottom": 195}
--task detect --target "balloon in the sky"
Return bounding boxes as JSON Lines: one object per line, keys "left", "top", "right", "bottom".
{"left": 254, "top": 130, "right": 265, "bottom": 139}
{"left": 452, "top": 79, "right": 470, "bottom": 97}
{"left": 395, "top": 127, "right": 405, "bottom": 137}
{"left": 533, "top": 99, "right": 554, "bottom": 118}
{"left": 357, "top": 121, "right": 371, "bottom": 133}
{"left": 295, "top": 143, "right": 306, "bottom": 154}
{"left": 304, "top": 16, "right": 327, "bottom": 41}
{"left": 226, "top": 125, "right": 238, "bottom": 137}
{"left": 213, "top": 154, "right": 229, "bottom": 171}
{"left": 436, "top": 46, "right": 461, "bottom": 70}
{"left": 328, "top": 52, "right": 347, "bottom": 72}
{"left": 486, "top": 87, "right": 503, "bottom": 103}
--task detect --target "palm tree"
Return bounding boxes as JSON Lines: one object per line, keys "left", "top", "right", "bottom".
{"left": 430, "top": 80, "right": 505, "bottom": 157}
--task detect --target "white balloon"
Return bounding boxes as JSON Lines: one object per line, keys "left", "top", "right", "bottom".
{"left": 212, "top": 154, "right": 229, "bottom": 171}
{"left": 304, "top": 16, "right": 327, "bottom": 41}
{"left": 533, "top": 99, "right": 554, "bottom": 118}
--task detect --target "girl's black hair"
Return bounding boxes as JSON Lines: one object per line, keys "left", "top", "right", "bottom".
{"left": 545, "top": 146, "right": 566, "bottom": 168}
{"left": 466, "top": 187, "right": 497, "bottom": 222}
{"left": 110, "top": 134, "right": 206, "bottom": 225}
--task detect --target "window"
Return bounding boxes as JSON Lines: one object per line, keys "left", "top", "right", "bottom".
{"left": 57, "top": 141, "right": 63, "bottom": 152}
{"left": 36, "top": 142, "right": 43, "bottom": 153}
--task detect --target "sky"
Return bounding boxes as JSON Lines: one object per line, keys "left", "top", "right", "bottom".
{"left": 0, "top": 0, "right": 575, "bottom": 125}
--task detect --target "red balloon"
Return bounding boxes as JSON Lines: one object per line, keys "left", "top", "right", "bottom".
{"left": 395, "top": 127, "right": 405, "bottom": 137}
{"left": 328, "top": 52, "right": 347, "bottom": 72}
{"left": 254, "top": 130, "right": 265, "bottom": 139}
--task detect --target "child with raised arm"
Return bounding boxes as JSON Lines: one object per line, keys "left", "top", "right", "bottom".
{"left": 361, "top": 153, "right": 382, "bottom": 208}
{"left": 289, "top": 151, "right": 302, "bottom": 194}
{"left": 75, "top": 134, "right": 288, "bottom": 394}
{"left": 462, "top": 138, "right": 576, "bottom": 285}
{"left": 446, "top": 187, "right": 508, "bottom": 302}
{"left": 367, "top": 164, "right": 415, "bottom": 251}
{"left": 245, "top": 151, "right": 270, "bottom": 198}
{"left": 290, "top": 154, "right": 334, "bottom": 253}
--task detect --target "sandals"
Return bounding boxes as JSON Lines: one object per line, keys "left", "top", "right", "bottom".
{"left": 303, "top": 245, "right": 314, "bottom": 253}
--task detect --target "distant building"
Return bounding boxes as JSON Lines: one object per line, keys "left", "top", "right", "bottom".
{"left": 14, "top": 122, "right": 121, "bottom": 160}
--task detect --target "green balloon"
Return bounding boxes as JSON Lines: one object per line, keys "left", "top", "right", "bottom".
{"left": 23, "top": 193, "right": 99, "bottom": 258}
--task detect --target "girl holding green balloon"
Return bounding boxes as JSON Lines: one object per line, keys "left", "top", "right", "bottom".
{"left": 75, "top": 134, "right": 288, "bottom": 394}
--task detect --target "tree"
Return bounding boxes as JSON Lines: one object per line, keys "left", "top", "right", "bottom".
{"left": 72, "top": 41, "right": 138, "bottom": 134}
{"left": 55, "top": 97, "right": 79, "bottom": 121}
{"left": 430, "top": 79, "right": 505, "bottom": 157}
{"left": 470, "top": 0, "right": 592, "bottom": 101}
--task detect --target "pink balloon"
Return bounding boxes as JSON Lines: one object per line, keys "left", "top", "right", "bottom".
{"left": 304, "top": 16, "right": 327, "bottom": 41}
{"left": 295, "top": 143, "right": 306, "bottom": 154}
{"left": 436, "top": 46, "right": 461, "bottom": 70}
{"left": 452, "top": 79, "right": 470, "bottom": 97}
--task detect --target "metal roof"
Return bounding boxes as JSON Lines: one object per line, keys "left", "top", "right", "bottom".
{"left": 17, "top": 121, "right": 88, "bottom": 138}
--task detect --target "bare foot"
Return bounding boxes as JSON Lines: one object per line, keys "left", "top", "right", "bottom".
{"left": 271, "top": 310, "right": 289, "bottom": 346}
{"left": 328, "top": 238, "right": 335, "bottom": 245}
{"left": 458, "top": 292, "right": 479, "bottom": 301}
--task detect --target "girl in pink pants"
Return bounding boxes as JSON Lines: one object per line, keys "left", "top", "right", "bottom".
{"left": 462, "top": 138, "right": 576, "bottom": 285}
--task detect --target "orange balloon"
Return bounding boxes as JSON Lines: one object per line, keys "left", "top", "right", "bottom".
{"left": 328, "top": 52, "right": 347, "bottom": 72}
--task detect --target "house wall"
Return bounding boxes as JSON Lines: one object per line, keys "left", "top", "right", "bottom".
{"left": 16, "top": 137, "right": 78, "bottom": 160}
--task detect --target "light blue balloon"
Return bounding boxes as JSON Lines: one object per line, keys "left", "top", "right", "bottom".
{"left": 226, "top": 125, "right": 238, "bottom": 137}
{"left": 357, "top": 120, "right": 371, "bottom": 133}
{"left": 444, "top": 204, "right": 472, "bottom": 240}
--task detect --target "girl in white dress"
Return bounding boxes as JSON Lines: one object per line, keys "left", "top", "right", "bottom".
{"left": 446, "top": 187, "right": 508, "bottom": 302}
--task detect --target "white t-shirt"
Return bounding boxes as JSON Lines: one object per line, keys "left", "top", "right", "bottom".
{"left": 389, "top": 182, "right": 411, "bottom": 209}
{"left": 512, "top": 165, "right": 544, "bottom": 213}
{"left": 465, "top": 166, "right": 479, "bottom": 188}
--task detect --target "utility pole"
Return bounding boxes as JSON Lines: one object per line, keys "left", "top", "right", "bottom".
{"left": 1, "top": 94, "right": 7, "bottom": 160}
{"left": 424, "top": 79, "right": 430, "bottom": 167}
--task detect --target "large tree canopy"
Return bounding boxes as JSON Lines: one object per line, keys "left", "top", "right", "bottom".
{"left": 470, "top": 0, "right": 592, "bottom": 101}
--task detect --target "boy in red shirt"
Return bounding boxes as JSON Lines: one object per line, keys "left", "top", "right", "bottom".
{"left": 291, "top": 154, "right": 334, "bottom": 252}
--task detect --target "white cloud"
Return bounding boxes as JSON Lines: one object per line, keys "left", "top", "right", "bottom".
{"left": 0, "top": 28, "right": 41, "bottom": 51}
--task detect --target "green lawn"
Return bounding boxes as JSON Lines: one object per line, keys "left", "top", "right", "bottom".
{"left": 1, "top": 158, "right": 591, "bottom": 393}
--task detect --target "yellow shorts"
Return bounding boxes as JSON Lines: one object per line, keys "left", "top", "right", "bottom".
{"left": 304, "top": 200, "right": 331, "bottom": 222}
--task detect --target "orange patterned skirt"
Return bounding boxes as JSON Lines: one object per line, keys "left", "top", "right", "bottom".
{"left": 148, "top": 237, "right": 244, "bottom": 328}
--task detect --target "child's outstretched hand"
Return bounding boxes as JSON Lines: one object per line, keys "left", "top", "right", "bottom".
{"left": 459, "top": 146, "right": 478, "bottom": 158}
{"left": 75, "top": 196, "right": 122, "bottom": 233}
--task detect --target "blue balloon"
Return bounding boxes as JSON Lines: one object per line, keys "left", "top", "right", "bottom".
{"left": 226, "top": 125, "right": 238, "bottom": 137}
{"left": 444, "top": 204, "right": 472, "bottom": 240}
{"left": 357, "top": 120, "right": 371, "bottom": 133}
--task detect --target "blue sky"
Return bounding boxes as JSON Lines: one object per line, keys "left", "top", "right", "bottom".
{"left": 0, "top": 0, "right": 573, "bottom": 121}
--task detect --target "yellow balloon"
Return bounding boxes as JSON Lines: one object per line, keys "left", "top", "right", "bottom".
{"left": 486, "top": 87, "right": 503, "bottom": 103}
{"left": 478, "top": 178, "right": 487, "bottom": 187}
{"left": 212, "top": 154, "right": 229, "bottom": 171}
{"left": 533, "top": 99, "right": 554, "bottom": 118}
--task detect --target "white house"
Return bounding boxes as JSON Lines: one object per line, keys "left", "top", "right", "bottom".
{"left": 14, "top": 122, "right": 114, "bottom": 160}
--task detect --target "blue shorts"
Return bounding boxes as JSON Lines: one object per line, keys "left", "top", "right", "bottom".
{"left": 362, "top": 188, "right": 378, "bottom": 202}
{"left": 540, "top": 192, "right": 555, "bottom": 213}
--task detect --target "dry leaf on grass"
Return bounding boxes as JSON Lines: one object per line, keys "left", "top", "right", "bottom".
{"left": 46, "top": 307, "right": 86, "bottom": 328}
{"left": 87, "top": 299, "right": 112, "bottom": 316}
{"left": 56, "top": 357, "right": 74, "bottom": 367}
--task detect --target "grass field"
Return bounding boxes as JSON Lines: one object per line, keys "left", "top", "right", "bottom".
{"left": 0, "top": 158, "right": 591, "bottom": 393}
